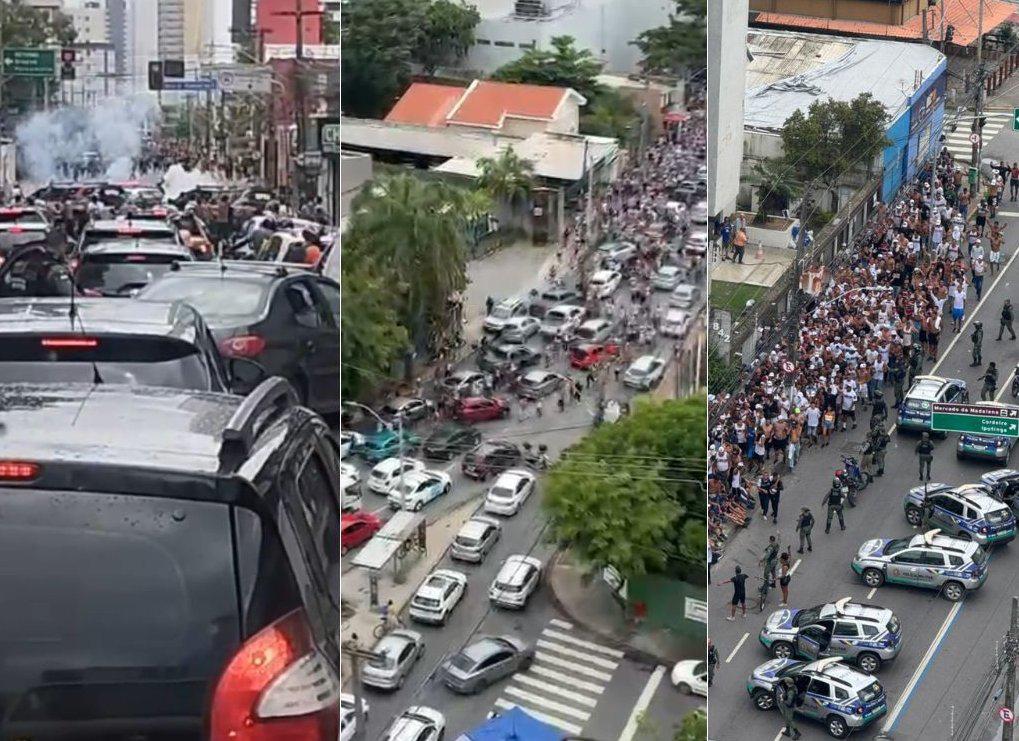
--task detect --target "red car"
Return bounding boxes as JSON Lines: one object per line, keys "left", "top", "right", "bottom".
{"left": 452, "top": 396, "right": 510, "bottom": 423}
{"left": 570, "top": 342, "right": 620, "bottom": 369}
{"left": 341, "top": 512, "right": 382, "bottom": 555}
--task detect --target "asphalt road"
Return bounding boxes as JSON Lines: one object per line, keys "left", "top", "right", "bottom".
{"left": 710, "top": 127, "right": 1019, "bottom": 741}
{"left": 345, "top": 262, "right": 706, "bottom": 740}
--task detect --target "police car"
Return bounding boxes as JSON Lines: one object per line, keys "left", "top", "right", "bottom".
{"left": 746, "top": 657, "right": 887, "bottom": 738}
{"left": 981, "top": 469, "right": 1019, "bottom": 513}
{"left": 896, "top": 375, "right": 968, "bottom": 434}
{"left": 759, "top": 598, "right": 901, "bottom": 673}
{"left": 851, "top": 528, "right": 989, "bottom": 601}
{"left": 902, "top": 483, "right": 1016, "bottom": 545}
{"left": 956, "top": 402, "right": 1019, "bottom": 461}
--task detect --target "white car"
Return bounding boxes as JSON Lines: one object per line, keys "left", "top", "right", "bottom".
{"left": 451, "top": 515, "right": 502, "bottom": 562}
{"left": 623, "top": 355, "right": 667, "bottom": 390}
{"left": 368, "top": 457, "right": 426, "bottom": 494}
{"left": 669, "top": 283, "right": 701, "bottom": 309}
{"left": 339, "top": 430, "right": 364, "bottom": 458}
{"left": 684, "top": 231, "right": 708, "bottom": 256}
{"left": 671, "top": 660, "right": 708, "bottom": 696}
{"left": 597, "top": 240, "right": 638, "bottom": 266}
{"left": 691, "top": 200, "right": 708, "bottom": 224}
{"left": 489, "top": 554, "right": 543, "bottom": 609}
{"left": 540, "top": 304, "right": 586, "bottom": 338}
{"left": 387, "top": 469, "right": 452, "bottom": 511}
{"left": 382, "top": 706, "right": 446, "bottom": 741}
{"left": 661, "top": 308, "right": 691, "bottom": 339}
{"left": 483, "top": 296, "right": 530, "bottom": 333}
{"left": 574, "top": 318, "right": 615, "bottom": 344}
{"left": 484, "top": 469, "right": 536, "bottom": 516}
{"left": 408, "top": 568, "right": 468, "bottom": 624}
{"left": 652, "top": 265, "right": 684, "bottom": 290}
{"left": 340, "top": 461, "right": 361, "bottom": 487}
{"left": 340, "top": 472, "right": 362, "bottom": 512}
{"left": 340, "top": 694, "right": 370, "bottom": 741}
{"left": 500, "top": 315, "right": 541, "bottom": 342}
{"left": 589, "top": 269, "right": 622, "bottom": 299}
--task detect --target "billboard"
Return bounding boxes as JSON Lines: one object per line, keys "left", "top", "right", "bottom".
{"left": 256, "top": 0, "right": 322, "bottom": 47}
{"left": 909, "top": 69, "right": 947, "bottom": 136}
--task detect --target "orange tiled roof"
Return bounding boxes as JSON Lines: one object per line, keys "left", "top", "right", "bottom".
{"left": 384, "top": 83, "right": 465, "bottom": 127}
{"left": 447, "top": 80, "right": 579, "bottom": 128}
{"left": 755, "top": 0, "right": 1014, "bottom": 48}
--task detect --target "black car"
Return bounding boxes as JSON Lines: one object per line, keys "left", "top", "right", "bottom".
{"left": 478, "top": 342, "right": 543, "bottom": 374}
{"left": 0, "top": 296, "right": 265, "bottom": 392}
{"left": 73, "top": 220, "right": 194, "bottom": 297}
{"left": 462, "top": 440, "right": 522, "bottom": 480}
{"left": 0, "top": 378, "right": 342, "bottom": 737}
{"left": 136, "top": 261, "right": 341, "bottom": 414}
{"left": 422, "top": 424, "right": 482, "bottom": 460}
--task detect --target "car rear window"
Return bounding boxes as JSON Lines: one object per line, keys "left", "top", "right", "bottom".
{"left": 77, "top": 253, "right": 183, "bottom": 296}
{"left": 0, "top": 488, "right": 240, "bottom": 727}
{"left": 138, "top": 275, "right": 270, "bottom": 322}
{"left": 0, "top": 335, "right": 213, "bottom": 390}
{"left": 0, "top": 210, "right": 45, "bottom": 225}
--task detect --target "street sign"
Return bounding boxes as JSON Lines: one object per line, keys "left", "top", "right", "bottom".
{"left": 1, "top": 48, "right": 56, "bottom": 77}
{"left": 161, "top": 78, "right": 217, "bottom": 92}
{"left": 1013, "top": 108, "right": 1019, "bottom": 131}
{"left": 321, "top": 123, "right": 341, "bottom": 154}
{"left": 216, "top": 70, "right": 271, "bottom": 94}
{"left": 969, "top": 132, "right": 980, "bottom": 145}
{"left": 931, "top": 403, "right": 1019, "bottom": 437}
{"left": 1000, "top": 707, "right": 1014, "bottom": 723}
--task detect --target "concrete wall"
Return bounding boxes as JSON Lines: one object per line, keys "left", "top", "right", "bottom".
{"left": 709, "top": 0, "right": 749, "bottom": 217}
{"left": 340, "top": 151, "right": 373, "bottom": 218}
{"left": 749, "top": 0, "right": 923, "bottom": 24}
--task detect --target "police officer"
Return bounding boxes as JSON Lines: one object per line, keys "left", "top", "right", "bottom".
{"left": 870, "top": 425, "right": 890, "bottom": 476}
{"left": 981, "top": 361, "right": 999, "bottom": 401}
{"left": 775, "top": 676, "right": 802, "bottom": 739}
{"left": 917, "top": 431, "right": 935, "bottom": 481}
{"left": 870, "top": 388, "right": 888, "bottom": 428}
{"left": 707, "top": 639, "right": 719, "bottom": 687}
{"left": 892, "top": 360, "right": 906, "bottom": 409}
{"left": 971, "top": 320, "right": 984, "bottom": 366}
{"left": 998, "top": 298, "right": 1016, "bottom": 341}
{"left": 822, "top": 477, "right": 846, "bottom": 533}
{"left": 795, "top": 507, "right": 814, "bottom": 553}
{"left": 909, "top": 344, "right": 924, "bottom": 385}
{"left": 761, "top": 535, "right": 780, "bottom": 587}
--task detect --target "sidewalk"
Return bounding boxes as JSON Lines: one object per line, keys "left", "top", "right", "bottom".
{"left": 546, "top": 549, "right": 700, "bottom": 666}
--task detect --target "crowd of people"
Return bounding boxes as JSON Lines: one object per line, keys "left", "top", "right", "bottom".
{"left": 708, "top": 146, "right": 1014, "bottom": 554}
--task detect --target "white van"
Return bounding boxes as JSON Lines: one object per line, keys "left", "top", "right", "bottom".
{"left": 340, "top": 473, "right": 363, "bottom": 512}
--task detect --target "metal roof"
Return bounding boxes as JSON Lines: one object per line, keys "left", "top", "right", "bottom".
{"left": 351, "top": 511, "right": 424, "bottom": 570}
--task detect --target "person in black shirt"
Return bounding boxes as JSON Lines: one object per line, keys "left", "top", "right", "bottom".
{"left": 718, "top": 565, "right": 748, "bottom": 620}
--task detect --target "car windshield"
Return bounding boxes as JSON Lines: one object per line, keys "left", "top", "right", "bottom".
{"left": 859, "top": 681, "right": 883, "bottom": 703}
{"left": 413, "top": 595, "right": 441, "bottom": 608}
{"left": 448, "top": 652, "right": 476, "bottom": 672}
{"left": 793, "top": 606, "right": 822, "bottom": 626}
{"left": 972, "top": 546, "right": 989, "bottom": 565}
{"left": 883, "top": 537, "right": 912, "bottom": 556}
{"left": 491, "top": 305, "right": 514, "bottom": 319}
{"left": 576, "top": 326, "right": 598, "bottom": 339}
{"left": 495, "top": 580, "right": 523, "bottom": 592}
{"left": 455, "top": 534, "right": 479, "bottom": 548}
{"left": 77, "top": 253, "right": 181, "bottom": 296}
{"left": 628, "top": 366, "right": 648, "bottom": 377}
{"left": 489, "top": 486, "right": 514, "bottom": 500}
{"left": 138, "top": 275, "right": 270, "bottom": 322}
{"left": 544, "top": 313, "right": 567, "bottom": 326}
{"left": 0, "top": 211, "right": 46, "bottom": 225}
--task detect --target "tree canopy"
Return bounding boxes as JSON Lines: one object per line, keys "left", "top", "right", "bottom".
{"left": 476, "top": 147, "right": 535, "bottom": 206}
{"left": 747, "top": 158, "right": 802, "bottom": 219}
{"left": 1, "top": 0, "right": 77, "bottom": 47}
{"left": 491, "top": 35, "right": 604, "bottom": 103}
{"left": 543, "top": 395, "right": 706, "bottom": 579}
{"left": 417, "top": 0, "right": 482, "bottom": 75}
{"left": 675, "top": 709, "right": 707, "bottom": 741}
{"left": 632, "top": 0, "right": 705, "bottom": 78}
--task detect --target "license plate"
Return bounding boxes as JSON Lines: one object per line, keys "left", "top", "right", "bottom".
{"left": 864, "top": 704, "right": 887, "bottom": 720}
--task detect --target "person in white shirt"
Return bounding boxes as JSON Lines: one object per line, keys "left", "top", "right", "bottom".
{"left": 950, "top": 280, "right": 967, "bottom": 333}
{"left": 841, "top": 387, "right": 858, "bottom": 431}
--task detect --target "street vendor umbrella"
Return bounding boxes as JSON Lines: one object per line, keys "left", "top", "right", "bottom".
{"left": 455, "top": 707, "right": 565, "bottom": 741}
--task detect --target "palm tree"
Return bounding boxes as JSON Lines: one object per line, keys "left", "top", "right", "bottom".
{"left": 477, "top": 147, "right": 536, "bottom": 237}
{"left": 747, "top": 159, "right": 802, "bottom": 222}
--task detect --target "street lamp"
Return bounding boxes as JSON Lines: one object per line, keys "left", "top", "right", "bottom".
{"left": 343, "top": 401, "right": 408, "bottom": 510}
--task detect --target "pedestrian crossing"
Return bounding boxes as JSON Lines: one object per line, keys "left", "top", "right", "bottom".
{"left": 943, "top": 110, "right": 1012, "bottom": 163}
{"left": 491, "top": 618, "right": 624, "bottom": 735}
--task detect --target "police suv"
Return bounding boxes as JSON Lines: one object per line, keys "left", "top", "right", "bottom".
{"left": 896, "top": 375, "right": 968, "bottom": 434}
{"left": 759, "top": 597, "right": 901, "bottom": 673}
{"left": 902, "top": 483, "right": 1016, "bottom": 545}
{"left": 956, "top": 402, "right": 1019, "bottom": 462}
{"left": 851, "top": 528, "right": 989, "bottom": 601}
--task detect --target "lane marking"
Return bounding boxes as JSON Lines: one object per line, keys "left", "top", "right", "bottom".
{"left": 549, "top": 618, "right": 574, "bottom": 630}
{"left": 726, "top": 632, "right": 750, "bottom": 663}
{"left": 528, "top": 664, "right": 606, "bottom": 694}
{"left": 502, "top": 686, "right": 592, "bottom": 720}
{"left": 995, "top": 211, "right": 1019, "bottom": 218}
{"left": 493, "top": 699, "right": 583, "bottom": 735}
{"left": 510, "top": 673, "right": 599, "bottom": 707}
{"left": 867, "top": 586, "right": 877, "bottom": 599}
{"left": 788, "top": 558, "right": 802, "bottom": 576}
{"left": 541, "top": 628, "right": 626, "bottom": 658}
{"left": 535, "top": 639, "right": 620, "bottom": 670}
{"left": 618, "top": 665, "right": 667, "bottom": 741}
{"left": 533, "top": 651, "right": 615, "bottom": 681}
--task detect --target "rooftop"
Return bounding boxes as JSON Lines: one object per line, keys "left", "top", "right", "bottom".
{"left": 744, "top": 30, "right": 946, "bottom": 131}
{"left": 384, "top": 83, "right": 466, "bottom": 127}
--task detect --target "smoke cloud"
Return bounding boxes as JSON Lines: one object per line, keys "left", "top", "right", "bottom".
{"left": 15, "top": 96, "right": 159, "bottom": 183}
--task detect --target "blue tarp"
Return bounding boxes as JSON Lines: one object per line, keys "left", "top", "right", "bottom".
{"left": 458, "top": 707, "right": 565, "bottom": 741}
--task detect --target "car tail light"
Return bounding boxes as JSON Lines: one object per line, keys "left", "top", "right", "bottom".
{"left": 117, "top": 227, "right": 143, "bottom": 235}
{"left": 8, "top": 226, "right": 23, "bottom": 233}
{"left": 42, "top": 337, "right": 99, "bottom": 349}
{"left": 0, "top": 461, "right": 40, "bottom": 480}
{"left": 210, "top": 608, "right": 340, "bottom": 741}
{"left": 219, "top": 335, "right": 266, "bottom": 358}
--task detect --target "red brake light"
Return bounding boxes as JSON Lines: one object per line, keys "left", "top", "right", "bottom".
{"left": 41, "top": 337, "right": 98, "bottom": 349}
{"left": 0, "top": 461, "right": 40, "bottom": 480}
{"left": 8, "top": 226, "right": 22, "bottom": 233}
{"left": 124, "top": 254, "right": 149, "bottom": 262}
{"left": 117, "top": 227, "right": 143, "bottom": 234}
{"left": 152, "top": 208, "right": 166, "bottom": 216}
{"left": 219, "top": 335, "right": 266, "bottom": 358}
{"left": 210, "top": 608, "right": 340, "bottom": 741}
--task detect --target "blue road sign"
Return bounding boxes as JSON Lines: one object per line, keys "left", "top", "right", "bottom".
{"left": 162, "top": 78, "right": 217, "bottom": 91}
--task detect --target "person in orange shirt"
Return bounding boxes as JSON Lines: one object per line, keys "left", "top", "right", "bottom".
{"left": 732, "top": 228, "right": 748, "bottom": 263}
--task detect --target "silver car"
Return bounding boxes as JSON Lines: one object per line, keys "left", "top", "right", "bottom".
{"left": 758, "top": 597, "right": 901, "bottom": 673}
{"left": 623, "top": 355, "right": 667, "bottom": 390}
{"left": 361, "top": 629, "right": 425, "bottom": 690}
{"left": 451, "top": 515, "right": 502, "bottom": 563}
{"left": 441, "top": 634, "right": 534, "bottom": 694}
{"left": 500, "top": 315, "right": 541, "bottom": 342}
{"left": 651, "top": 265, "right": 683, "bottom": 290}
{"left": 851, "top": 528, "right": 989, "bottom": 601}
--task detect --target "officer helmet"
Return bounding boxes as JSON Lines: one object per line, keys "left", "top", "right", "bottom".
{"left": 922, "top": 431, "right": 930, "bottom": 439}
{"left": 975, "top": 321, "right": 983, "bottom": 327}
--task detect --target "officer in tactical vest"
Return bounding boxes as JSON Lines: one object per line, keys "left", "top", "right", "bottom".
{"left": 822, "top": 477, "right": 846, "bottom": 533}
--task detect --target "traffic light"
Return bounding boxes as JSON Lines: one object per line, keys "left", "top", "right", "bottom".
{"left": 148, "top": 60, "right": 163, "bottom": 91}
{"left": 60, "top": 48, "right": 76, "bottom": 64}
{"left": 61, "top": 61, "right": 75, "bottom": 80}
{"left": 163, "top": 59, "right": 185, "bottom": 78}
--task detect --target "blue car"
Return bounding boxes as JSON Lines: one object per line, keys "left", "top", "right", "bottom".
{"left": 897, "top": 375, "right": 967, "bottom": 435}
{"left": 357, "top": 428, "right": 422, "bottom": 463}
{"left": 956, "top": 402, "right": 1019, "bottom": 462}
{"left": 902, "top": 483, "right": 1016, "bottom": 546}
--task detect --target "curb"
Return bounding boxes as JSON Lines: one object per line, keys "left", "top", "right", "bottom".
{"left": 544, "top": 550, "right": 683, "bottom": 668}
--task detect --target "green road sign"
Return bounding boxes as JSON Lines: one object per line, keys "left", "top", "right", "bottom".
{"left": 1014, "top": 108, "right": 1019, "bottom": 131}
{"left": 1, "top": 48, "right": 57, "bottom": 77}
{"left": 932, "top": 402, "right": 1019, "bottom": 437}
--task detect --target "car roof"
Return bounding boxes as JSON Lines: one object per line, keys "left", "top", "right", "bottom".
{"left": 591, "top": 270, "right": 617, "bottom": 280}
{"left": 547, "top": 303, "right": 581, "bottom": 314}
{"left": 374, "top": 629, "right": 419, "bottom": 654}
{"left": 819, "top": 598, "right": 890, "bottom": 622}
{"left": 495, "top": 469, "right": 531, "bottom": 486}
{"left": 460, "top": 517, "right": 497, "bottom": 539}
{"left": 908, "top": 528, "right": 978, "bottom": 554}
{"left": 0, "top": 297, "right": 201, "bottom": 338}
{"left": 166, "top": 260, "right": 315, "bottom": 282}
{"left": 82, "top": 239, "right": 190, "bottom": 257}
{"left": 580, "top": 318, "right": 610, "bottom": 328}
{"left": 399, "top": 470, "right": 435, "bottom": 485}
{"left": 462, "top": 636, "right": 510, "bottom": 661}
{"left": 631, "top": 355, "right": 659, "bottom": 369}
{"left": 523, "top": 370, "right": 554, "bottom": 381}
{"left": 805, "top": 658, "right": 873, "bottom": 688}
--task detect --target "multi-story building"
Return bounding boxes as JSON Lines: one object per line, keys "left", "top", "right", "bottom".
{"left": 708, "top": 0, "right": 748, "bottom": 218}
{"left": 157, "top": 0, "right": 186, "bottom": 61}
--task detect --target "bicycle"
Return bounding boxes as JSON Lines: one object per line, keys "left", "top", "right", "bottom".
{"left": 373, "top": 612, "right": 405, "bottom": 639}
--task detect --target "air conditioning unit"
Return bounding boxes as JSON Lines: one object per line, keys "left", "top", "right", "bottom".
{"left": 514, "top": 0, "right": 548, "bottom": 18}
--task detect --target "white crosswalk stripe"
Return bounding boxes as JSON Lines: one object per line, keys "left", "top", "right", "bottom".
{"left": 944, "top": 112, "right": 1012, "bottom": 163}
{"left": 490, "top": 619, "right": 623, "bottom": 736}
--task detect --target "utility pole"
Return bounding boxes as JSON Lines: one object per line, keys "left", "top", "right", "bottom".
{"left": 787, "top": 196, "right": 810, "bottom": 362}
{"left": 972, "top": 0, "right": 986, "bottom": 170}
{"left": 1004, "top": 596, "right": 1018, "bottom": 741}
{"left": 343, "top": 636, "right": 381, "bottom": 741}
{"left": 0, "top": 0, "right": 6, "bottom": 129}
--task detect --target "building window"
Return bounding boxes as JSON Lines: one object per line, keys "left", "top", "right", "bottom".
{"left": 476, "top": 38, "right": 491, "bottom": 45}
{"left": 519, "top": 41, "right": 536, "bottom": 49}
{"left": 494, "top": 40, "right": 514, "bottom": 47}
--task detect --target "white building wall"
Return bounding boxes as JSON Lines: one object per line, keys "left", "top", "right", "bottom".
{"left": 708, "top": 0, "right": 748, "bottom": 217}
{"left": 127, "top": 0, "right": 159, "bottom": 94}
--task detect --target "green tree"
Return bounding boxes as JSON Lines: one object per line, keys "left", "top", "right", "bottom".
{"left": 491, "top": 35, "right": 604, "bottom": 102}
{"left": 581, "top": 88, "right": 640, "bottom": 144}
{"left": 341, "top": 263, "right": 409, "bottom": 399}
{"left": 416, "top": 0, "right": 481, "bottom": 75}
{"left": 0, "top": 0, "right": 76, "bottom": 47}
{"left": 477, "top": 146, "right": 534, "bottom": 206}
{"left": 543, "top": 396, "right": 706, "bottom": 579}
{"left": 632, "top": 0, "right": 705, "bottom": 77}
{"left": 747, "top": 158, "right": 802, "bottom": 221}
{"left": 674, "top": 709, "right": 706, "bottom": 741}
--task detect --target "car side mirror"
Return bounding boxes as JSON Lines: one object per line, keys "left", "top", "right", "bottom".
{"left": 228, "top": 357, "right": 268, "bottom": 394}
